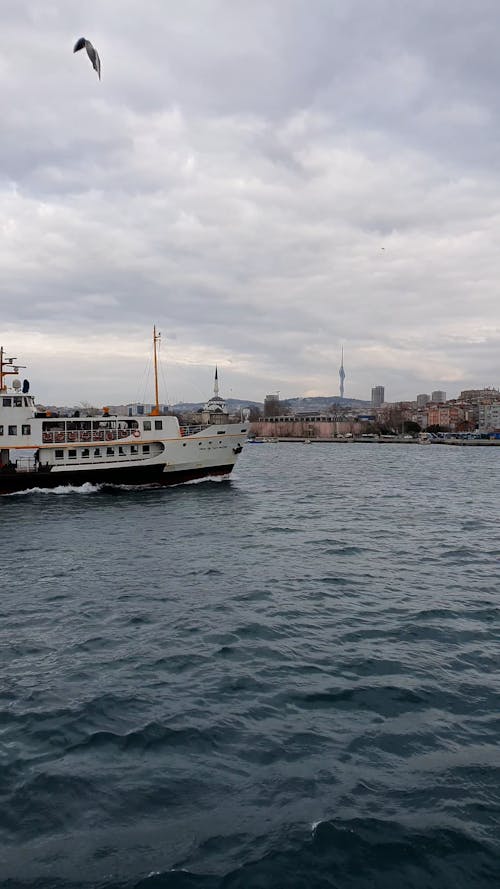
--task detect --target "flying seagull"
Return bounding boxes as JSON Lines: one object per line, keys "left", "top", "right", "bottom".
{"left": 73, "top": 37, "right": 101, "bottom": 80}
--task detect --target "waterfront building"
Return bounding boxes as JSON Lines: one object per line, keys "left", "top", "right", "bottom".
{"left": 416, "top": 393, "right": 430, "bottom": 407}
{"left": 427, "top": 404, "right": 465, "bottom": 431}
{"left": 431, "top": 390, "right": 446, "bottom": 403}
{"left": 415, "top": 410, "right": 428, "bottom": 429}
{"left": 478, "top": 402, "right": 500, "bottom": 431}
{"left": 250, "top": 413, "right": 363, "bottom": 439}
{"left": 264, "top": 393, "right": 281, "bottom": 417}
{"left": 128, "top": 402, "right": 169, "bottom": 416}
{"left": 371, "top": 386, "right": 385, "bottom": 408}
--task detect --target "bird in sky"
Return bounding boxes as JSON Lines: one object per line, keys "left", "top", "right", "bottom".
{"left": 73, "top": 37, "right": 101, "bottom": 80}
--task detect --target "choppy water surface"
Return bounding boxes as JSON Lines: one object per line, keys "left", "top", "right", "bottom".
{"left": 1, "top": 443, "right": 499, "bottom": 888}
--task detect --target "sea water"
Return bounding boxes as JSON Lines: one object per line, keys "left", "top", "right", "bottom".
{"left": 1, "top": 443, "right": 499, "bottom": 888}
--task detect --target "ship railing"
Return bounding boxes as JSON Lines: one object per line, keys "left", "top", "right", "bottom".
{"left": 41, "top": 428, "right": 135, "bottom": 445}
{"left": 179, "top": 424, "right": 207, "bottom": 436}
{"left": 14, "top": 457, "right": 38, "bottom": 473}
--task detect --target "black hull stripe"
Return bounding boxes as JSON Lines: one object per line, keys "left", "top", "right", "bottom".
{"left": 0, "top": 464, "right": 235, "bottom": 495}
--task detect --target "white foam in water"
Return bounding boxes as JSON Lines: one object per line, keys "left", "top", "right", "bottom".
{"left": 181, "top": 474, "right": 231, "bottom": 486}
{"left": 5, "top": 477, "right": 230, "bottom": 496}
{"left": 6, "top": 482, "right": 102, "bottom": 496}
{"left": 102, "top": 483, "right": 158, "bottom": 491}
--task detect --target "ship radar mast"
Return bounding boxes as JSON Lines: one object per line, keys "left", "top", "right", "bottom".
{"left": 339, "top": 346, "right": 345, "bottom": 399}
{"left": 0, "top": 347, "right": 25, "bottom": 393}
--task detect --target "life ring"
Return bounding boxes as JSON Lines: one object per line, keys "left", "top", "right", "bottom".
{"left": 132, "top": 430, "right": 140, "bottom": 438}
{"left": 106, "top": 431, "right": 113, "bottom": 441}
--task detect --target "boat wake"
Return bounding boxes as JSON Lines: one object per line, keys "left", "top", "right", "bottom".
{"left": 5, "top": 476, "right": 232, "bottom": 497}
{"left": 181, "top": 474, "right": 231, "bottom": 486}
{"left": 5, "top": 482, "right": 102, "bottom": 496}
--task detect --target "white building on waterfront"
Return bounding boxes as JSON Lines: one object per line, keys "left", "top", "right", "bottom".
{"left": 478, "top": 402, "right": 500, "bottom": 431}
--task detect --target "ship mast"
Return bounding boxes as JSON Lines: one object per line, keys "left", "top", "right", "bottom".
{"left": 151, "top": 325, "right": 161, "bottom": 416}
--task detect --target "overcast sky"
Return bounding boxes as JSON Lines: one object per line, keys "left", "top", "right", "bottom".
{"left": 1, "top": 0, "right": 500, "bottom": 405}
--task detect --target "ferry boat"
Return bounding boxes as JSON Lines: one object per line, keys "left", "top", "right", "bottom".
{"left": 0, "top": 330, "right": 248, "bottom": 495}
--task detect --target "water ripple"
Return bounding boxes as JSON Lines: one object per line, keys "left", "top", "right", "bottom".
{"left": 1, "top": 444, "right": 499, "bottom": 888}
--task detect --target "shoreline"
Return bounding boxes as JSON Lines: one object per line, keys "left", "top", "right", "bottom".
{"left": 249, "top": 437, "right": 500, "bottom": 447}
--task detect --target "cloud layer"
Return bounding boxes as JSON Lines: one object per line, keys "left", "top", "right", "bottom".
{"left": 1, "top": 0, "right": 500, "bottom": 404}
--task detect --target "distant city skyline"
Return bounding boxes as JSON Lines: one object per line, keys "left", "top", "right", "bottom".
{"left": 10, "top": 328, "right": 488, "bottom": 406}
{"left": 43, "top": 384, "right": 500, "bottom": 418}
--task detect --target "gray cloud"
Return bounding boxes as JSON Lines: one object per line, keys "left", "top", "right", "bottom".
{"left": 1, "top": 0, "right": 500, "bottom": 404}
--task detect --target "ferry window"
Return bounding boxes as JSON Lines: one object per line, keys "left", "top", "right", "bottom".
{"left": 55, "top": 449, "right": 64, "bottom": 459}
{"left": 24, "top": 398, "right": 30, "bottom": 406}
{"left": 94, "top": 448, "right": 102, "bottom": 457}
{"left": 118, "top": 446, "right": 125, "bottom": 456}
{"left": 8, "top": 425, "right": 17, "bottom": 435}
{"left": 14, "top": 397, "right": 22, "bottom": 407}
{"left": 106, "top": 447, "right": 114, "bottom": 456}
{"left": 21, "top": 425, "right": 31, "bottom": 435}
{"left": 154, "top": 420, "right": 162, "bottom": 430}
{"left": 68, "top": 449, "right": 77, "bottom": 459}
{"left": 131, "top": 445, "right": 138, "bottom": 455}
{"left": 143, "top": 421, "right": 151, "bottom": 431}
{"left": 0, "top": 426, "right": 3, "bottom": 435}
{"left": 142, "top": 445, "right": 150, "bottom": 454}
{"left": 217, "top": 430, "right": 225, "bottom": 435}
{"left": 82, "top": 449, "right": 90, "bottom": 458}
{"left": 3, "top": 398, "right": 11, "bottom": 407}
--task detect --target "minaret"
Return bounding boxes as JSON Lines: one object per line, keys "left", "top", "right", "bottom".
{"left": 339, "top": 347, "right": 345, "bottom": 399}
{"left": 202, "top": 365, "right": 227, "bottom": 424}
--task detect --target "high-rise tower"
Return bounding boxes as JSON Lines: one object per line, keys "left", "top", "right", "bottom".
{"left": 339, "top": 347, "right": 345, "bottom": 399}
{"left": 371, "top": 386, "right": 385, "bottom": 408}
